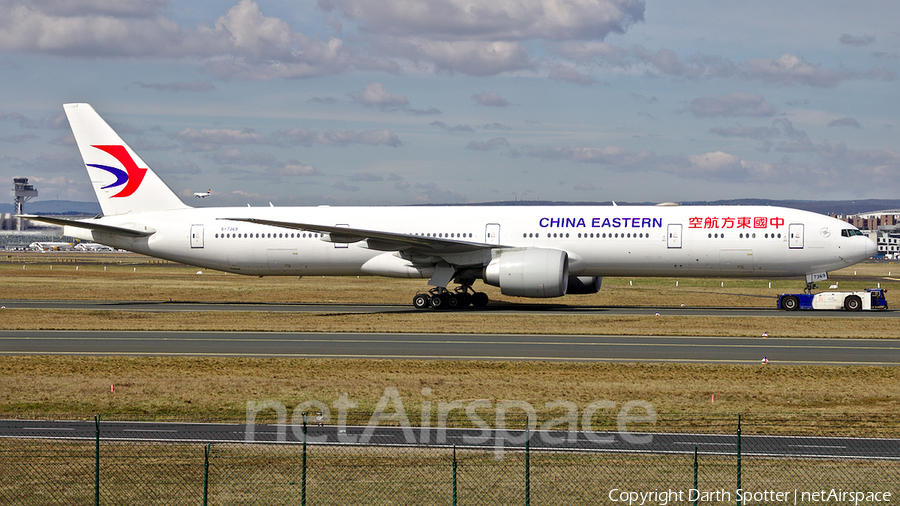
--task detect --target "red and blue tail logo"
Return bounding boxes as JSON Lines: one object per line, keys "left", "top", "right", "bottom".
{"left": 87, "top": 145, "right": 147, "bottom": 198}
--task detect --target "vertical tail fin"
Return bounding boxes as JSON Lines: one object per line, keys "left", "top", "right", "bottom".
{"left": 63, "top": 103, "right": 189, "bottom": 216}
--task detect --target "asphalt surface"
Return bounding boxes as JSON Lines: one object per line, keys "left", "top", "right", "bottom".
{"left": 3, "top": 419, "right": 898, "bottom": 460}
{"left": 1, "top": 330, "right": 898, "bottom": 365}
{"left": 4, "top": 299, "right": 898, "bottom": 459}
{"left": 6, "top": 298, "right": 900, "bottom": 317}
{"left": 3, "top": 299, "right": 899, "bottom": 364}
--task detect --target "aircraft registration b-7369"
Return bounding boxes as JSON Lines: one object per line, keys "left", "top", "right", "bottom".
{"left": 23, "top": 103, "right": 877, "bottom": 309}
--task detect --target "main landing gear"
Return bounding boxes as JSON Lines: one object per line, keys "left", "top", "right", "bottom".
{"left": 412, "top": 286, "right": 489, "bottom": 310}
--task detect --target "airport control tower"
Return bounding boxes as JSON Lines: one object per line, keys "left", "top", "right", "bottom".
{"left": 12, "top": 177, "right": 38, "bottom": 230}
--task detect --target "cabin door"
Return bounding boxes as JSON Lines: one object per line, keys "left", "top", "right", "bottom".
{"left": 667, "top": 224, "right": 682, "bottom": 249}
{"left": 485, "top": 223, "right": 500, "bottom": 245}
{"left": 190, "top": 225, "right": 204, "bottom": 249}
{"left": 789, "top": 224, "right": 804, "bottom": 249}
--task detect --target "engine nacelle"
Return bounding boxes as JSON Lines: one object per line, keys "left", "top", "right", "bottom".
{"left": 483, "top": 248, "right": 569, "bottom": 298}
{"left": 566, "top": 276, "right": 602, "bottom": 294}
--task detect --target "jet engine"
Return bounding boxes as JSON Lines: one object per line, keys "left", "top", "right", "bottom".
{"left": 483, "top": 248, "right": 569, "bottom": 297}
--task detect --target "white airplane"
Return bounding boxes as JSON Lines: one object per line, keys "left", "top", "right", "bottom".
{"left": 23, "top": 103, "right": 877, "bottom": 309}
{"left": 194, "top": 190, "right": 211, "bottom": 198}
{"left": 74, "top": 242, "right": 114, "bottom": 252}
{"left": 28, "top": 241, "right": 73, "bottom": 252}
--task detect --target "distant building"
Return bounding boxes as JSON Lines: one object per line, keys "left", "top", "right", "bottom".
{"left": 1, "top": 213, "right": 15, "bottom": 230}
{"left": 834, "top": 210, "right": 900, "bottom": 259}
{"left": 835, "top": 210, "right": 900, "bottom": 232}
{"left": 12, "top": 177, "right": 39, "bottom": 231}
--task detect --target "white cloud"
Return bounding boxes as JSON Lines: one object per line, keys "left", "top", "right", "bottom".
{"left": 839, "top": 34, "right": 875, "bottom": 47}
{"left": 321, "top": 0, "right": 645, "bottom": 41}
{"left": 209, "top": 148, "right": 275, "bottom": 166}
{"left": 472, "top": 91, "right": 511, "bottom": 107}
{"left": 396, "top": 39, "right": 533, "bottom": 76}
{"left": 548, "top": 63, "right": 596, "bottom": 85}
{"left": 827, "top": 117, "right": 861, "bottom": 128}
{"left": 709, "top": 125, "right": 781, "bottom": 140}
{"left": 318, "top": 129, "right": 402, "bottom": 147}
{"left": 271, "top": 161, "right": 321, "bottom": 176}
{"left": 413, "top": 182, "right": 466, "bottom": 202}
{"left": 332, "top": 180, "right": 360, "bottom": 191}
{"left": 552, "top": 41, "right": 626, "bottom": 62}
{"left": 320, "top": 0, "right": 644, "bottom": 76}
{"left": 174, "top": 127, "right": 273, "bottom": 152}
{"left": 135, "top": 81, "right": 216, "bottom": 92}
{"left": 430, "top": 121, "right": 474, "bottom": 132}
{"left": 0, "top": 132, "right": 38, "bottom": 143}
{"left": 742, "top": 54, "right": 852, "bottom": 88}
{"left": 467, "top": 137, "right": 509, "bottom": 151}
{"left": 530, "top": 145, "right": 654, "bottom": 167}
{"left": 351, "top": 82, "right": 408, "bottom": 108}
{"left": 350, "top": 82, "right": 440, "bottom": 116}
{"left": 688, "top": 151, "right": 741, "bottom": 173}
{"left": 348, "top": 172, "right": 384, "bottom": 182}
{"left": 0, "top": 0, "right": 361, "bottom": 79}
{"left": 0, "top": 111, "right": 39, "bottom": 128}
{"left": 689, "top": 92, "right": 777, "bottom": 117}
{"left": 276, "top": 126, "right": 402, "bottom": 147}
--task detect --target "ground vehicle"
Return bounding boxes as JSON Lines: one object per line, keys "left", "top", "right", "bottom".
{"left": 777, "top": 288, "right": 888, "bottom": 311}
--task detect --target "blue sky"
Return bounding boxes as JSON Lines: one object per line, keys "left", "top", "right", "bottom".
{"left": 1, "top": 0, "right": 898, "bottom": 207}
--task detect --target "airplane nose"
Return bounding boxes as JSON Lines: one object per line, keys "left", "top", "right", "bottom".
{"left": 866, "top": 237, "right": 878, "bottom": 258}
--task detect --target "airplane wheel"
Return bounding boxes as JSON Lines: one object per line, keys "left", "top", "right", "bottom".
{"left": 844, "top": 295, "right": 862, "bottom": 311}
{"left": 782, "top": 296, "right": 799, "bottom": 311}
{"left": 446, "top": 295, "right": 461, "bottom": 309}
{"left": 472, "top": 292, "right": 489, "bottom": 308}
{"left": 413, "top": 294, "right": 431, "bottom": 309}
{"left": 430, "top": 294, "right": 448, "bottom": 309}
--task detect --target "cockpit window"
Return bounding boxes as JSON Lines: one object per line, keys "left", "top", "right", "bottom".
{"left": 841, "top": 229, "right": 865, "bottom": 237}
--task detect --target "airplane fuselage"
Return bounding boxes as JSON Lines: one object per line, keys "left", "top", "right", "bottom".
{"left": 65, "top": 204, "right": 873, "bottom": 279}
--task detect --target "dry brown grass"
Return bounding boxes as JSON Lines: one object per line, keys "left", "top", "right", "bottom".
{"left": 3, "top": 252, "right": 899, "bottom": 307}
{"left": 3, "top": 254, "right": 900, "bottom": 337}
{"left": 4, "top": 439, "right": 895, "bottom": 505}
{"left": 2, "top": 309, "right": 900, "bottom": 338}
{"left": 1, "top": 356, "right": 898, "bottom": 430}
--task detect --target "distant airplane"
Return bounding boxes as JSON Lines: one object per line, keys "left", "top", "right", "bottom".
{"left": 23, "top": 104, "right": 878, "bottom": 309}
{"left": 28, "top": 241, "right": 73, "bottom": 252}
{"left": 194, "top": 190, "right": 211, "bottom": 198}
{"left": 74, "top": 242, "right": 114, "bottom": 252}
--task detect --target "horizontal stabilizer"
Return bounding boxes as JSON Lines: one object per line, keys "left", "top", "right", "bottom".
{"left": 20, "top": 215, "right": 154, "bottom": 237}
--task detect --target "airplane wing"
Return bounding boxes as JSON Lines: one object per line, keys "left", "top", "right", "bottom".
{"left": 19, "top": 215, "right": 154, "bottom": 237}
{"left": 220, "top": 217, "right": 497, "bottom": 255}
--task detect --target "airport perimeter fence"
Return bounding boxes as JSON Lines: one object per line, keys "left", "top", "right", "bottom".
{"left": 1, "top": 413, "right": 899, "bottom": 505}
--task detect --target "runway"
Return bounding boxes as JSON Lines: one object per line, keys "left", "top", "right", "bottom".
{"left": 5, "top": 298, "right": 900, "bottom": 318}
{"left": 1, "top": 330, "right": 898, "bottom": 365}
{"left": 3, "top": 299, "right": 899, "bottom": 364}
